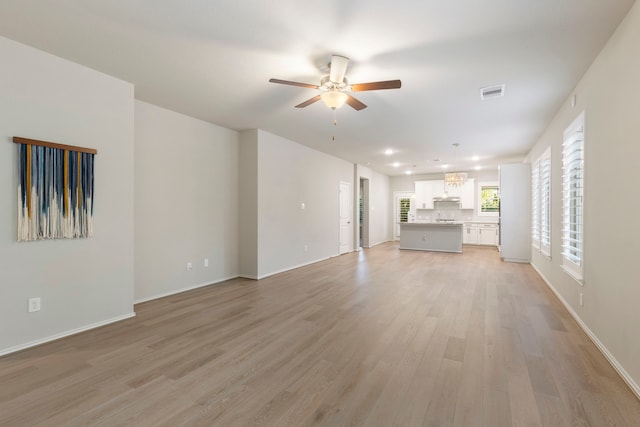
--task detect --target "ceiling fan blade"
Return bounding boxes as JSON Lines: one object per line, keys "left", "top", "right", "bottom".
{"left": 351, "top": 80, "right": 402, "bottom": 92}
{"left": 329, "top": 55, "right": 349, "bottom": 83}
{"left": 346, "top": 95, "right": 367, "bottom": 111}
{"left": 295, "top": 95, "right": 322, "bottom": 108}
{"left": 269, "top": 78, "right": 319, "bottom": 89}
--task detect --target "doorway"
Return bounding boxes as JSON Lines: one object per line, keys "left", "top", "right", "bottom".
{"left": 393, "top": 191, "right": 414, "bottom": 241}
{"left": 359, "top": 178, "right": 370, "bottom": 249}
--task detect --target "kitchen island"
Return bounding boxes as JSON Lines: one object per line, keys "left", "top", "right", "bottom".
{"left": 399, "top": 222, "right": 463, "bottom": 253}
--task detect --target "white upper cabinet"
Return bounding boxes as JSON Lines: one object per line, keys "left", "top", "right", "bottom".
{"left": 444, "top": 178, "right": 475, "bottom": 209}
{"left": 416, "top": 178, "right": 474, "bottom": 209}
{"left": 415, "top": 180, "right": 445, "bottom": 209}
{"left": 430, "top": 180, "right": 445, "bottom": 200}
{"left": 416, "top": 180, "right": 444, "bottom": 209}
{"left": 460, "top": 178, "right": 475, "bottom": 209}
{"left": 414, "top": 180, "right": 429, "bottom": 209}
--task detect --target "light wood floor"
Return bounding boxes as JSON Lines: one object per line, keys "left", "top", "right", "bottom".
{"left": 1, "top": 243, "right": 639, "bottom": 426}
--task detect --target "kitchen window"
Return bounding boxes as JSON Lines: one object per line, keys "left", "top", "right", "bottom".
{"left": 477, "top": 182, "right": 500, "bottom": 217}
{"left": 562, "top": 112, "right": 585, "bottom": 282}
{"left": 531, "top": 147, "right": 551, "bottom": 256}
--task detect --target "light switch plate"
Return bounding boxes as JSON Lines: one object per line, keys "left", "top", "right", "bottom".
{"left": 28, "top": 297, "right": 41, "bottom": 312}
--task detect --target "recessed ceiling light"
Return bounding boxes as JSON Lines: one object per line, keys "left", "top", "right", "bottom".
{"left": 392, "top": 162, "right": 400, "bottom": 167}
{"left": 405, "top": 170, "right": 412, "bottom": 175}
{"left": 474, "top": 165, "right": 482, "bottom": 171}
{"left": 384, "top": 149, "right": 393, "bottom": 155}
{"left": 442, "top": 164, "right": 449, "bottom": 169}
{"left": 472, "top": 155, "right": 480, "bottom": 161}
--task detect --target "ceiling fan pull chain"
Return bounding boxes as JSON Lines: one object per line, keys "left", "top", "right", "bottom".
{"left": 332, "top": 109, "right": 338, "bottom": 141}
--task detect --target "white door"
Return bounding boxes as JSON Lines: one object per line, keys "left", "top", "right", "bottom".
{"left": 339, "top": 181, "right": 353, "bottom": 254}
{"left": 393, "top": 191, "right": 414, "bottom": 241}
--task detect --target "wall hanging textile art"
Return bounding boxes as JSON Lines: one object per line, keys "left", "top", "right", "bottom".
{"left": 13, "top": 137, "right": 97, "bottom": 242}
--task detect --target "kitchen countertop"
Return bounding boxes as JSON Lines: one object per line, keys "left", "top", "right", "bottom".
{"left": 462, "top": 221, "right": 499, "bottom": 224}
{"left": 400, "top": 221, "right": 464, "bottom": 225}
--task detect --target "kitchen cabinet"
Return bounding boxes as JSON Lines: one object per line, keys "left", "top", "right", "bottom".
{"left": 463, "top": 222, "right": 499, "bottom": 246}
{"left": 463, "top": 224, "right": 478, "bottom": 244}
{"left": 399, "top": 222, "right": 463, "bottom": 253}
{"left": 478, "top": 223, "right": 499, "bottom": 245}
{"left": 445, "top": 183, "right": 460, "bottom": 198}
{"left": 414, "top": 180, "right": 429, "bottom": 209}
{"left": 459, "top": 178, "right": 475, "bottom": 209}
{"left": 416, "top": 178, "right": 475, "bottom": 210}
{"left": 430, "top": 180, "right": 445, "bottom": 200}
{"left": 415, "top": 180, "right": 445, "bottom": 209}
{"left": 443, "top": 178, "right": 475, "bottom": 208}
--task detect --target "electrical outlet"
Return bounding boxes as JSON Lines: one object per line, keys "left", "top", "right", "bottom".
{"left": 28, "top": 297, "right": 41, "bottom": 313}
{"left": 204, "top": 258, "right": 209, "bottom": 267}
{"left": 579, "top": 293, "right": 584, "bottom": 307}
{"left": 186, "top": 262, "right": 193, "bottom": 271}
{"left": 304, "top": 244, "right": 308, "bottom": 252}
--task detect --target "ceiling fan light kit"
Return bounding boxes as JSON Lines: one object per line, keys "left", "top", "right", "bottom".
{"left": 321, "top": 90, "right": 349, "bottom": 109}
{"left": 270, "top": 54, "right": 401, "bottom": 111}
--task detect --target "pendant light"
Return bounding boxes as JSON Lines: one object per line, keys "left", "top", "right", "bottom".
{"left": 444, "top": 143, "right": 467, "bottom": 187}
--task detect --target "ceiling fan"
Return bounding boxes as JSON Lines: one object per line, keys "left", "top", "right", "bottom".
{"left": 269, "top": 55, "right": 401, "bottom": 111}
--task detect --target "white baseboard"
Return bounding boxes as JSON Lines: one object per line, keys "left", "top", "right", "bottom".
{"left": 255, "top": 256, "right": 335, "bottom": 280}
{"left": 241, "top": 251, "right": 355, "bottom": 280}
{"left": 134, "top": 275, "right": 239, "bottom": 304}
{"left": 531, "top": 264, "right": 640, "bottom": 400}
{"left": 502, "top": 257, "right": 530, "bottom": 263}
{"left": 0, "top": 312, "right": 136, "bottom": 357}
{"left": 364, "top": 239, "right": 392, "bottom": 249}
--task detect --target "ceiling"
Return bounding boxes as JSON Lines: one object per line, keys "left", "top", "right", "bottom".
{"left": 0, "top": 1, "right": 635, "bottom": 176}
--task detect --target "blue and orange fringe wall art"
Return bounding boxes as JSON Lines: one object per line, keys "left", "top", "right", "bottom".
{"left": 14, "top": 137, "right": 97, "bottom": 242}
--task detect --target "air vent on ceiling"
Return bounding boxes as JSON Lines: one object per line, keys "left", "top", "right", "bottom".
{"left": 480, "top": 84, "right": 505, "bottom": 100}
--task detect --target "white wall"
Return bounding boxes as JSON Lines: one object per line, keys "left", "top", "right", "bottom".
{"left": 526, "top": 1, "right": 640, "bottom": 395}
{"left": 0, "top": 37, "right": 135, "bottom": 354}
{"left": 134, "top": 101, "right": 239, "bottom": 302}
{"left": 0, "top": 38, "right": 394, "bottom": 354}
{"left": 238, "top": 130, "right": 259, "bottom": 279}
{"left": 237, "top": 130, "right": 355, "bottom": 278}
{"left": 257, "top": 130, "right": 355, "bottom": 277}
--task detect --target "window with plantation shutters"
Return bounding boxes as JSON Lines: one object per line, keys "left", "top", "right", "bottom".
{"left": 539, "top": 149, "right": 551, "bottom": 255}
{"left": 562, "top": 112, "right": 585, "bottom": 281}
{"left": 531, "top": 158, "right": 541, "bottom": 247}
{"left": 531, "top": 147, "right": 551, "bottom": 255}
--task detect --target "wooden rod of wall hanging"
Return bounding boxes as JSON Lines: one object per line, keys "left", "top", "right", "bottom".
{"left": 12, "top": 136, "right": 98, "bottom": 155}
